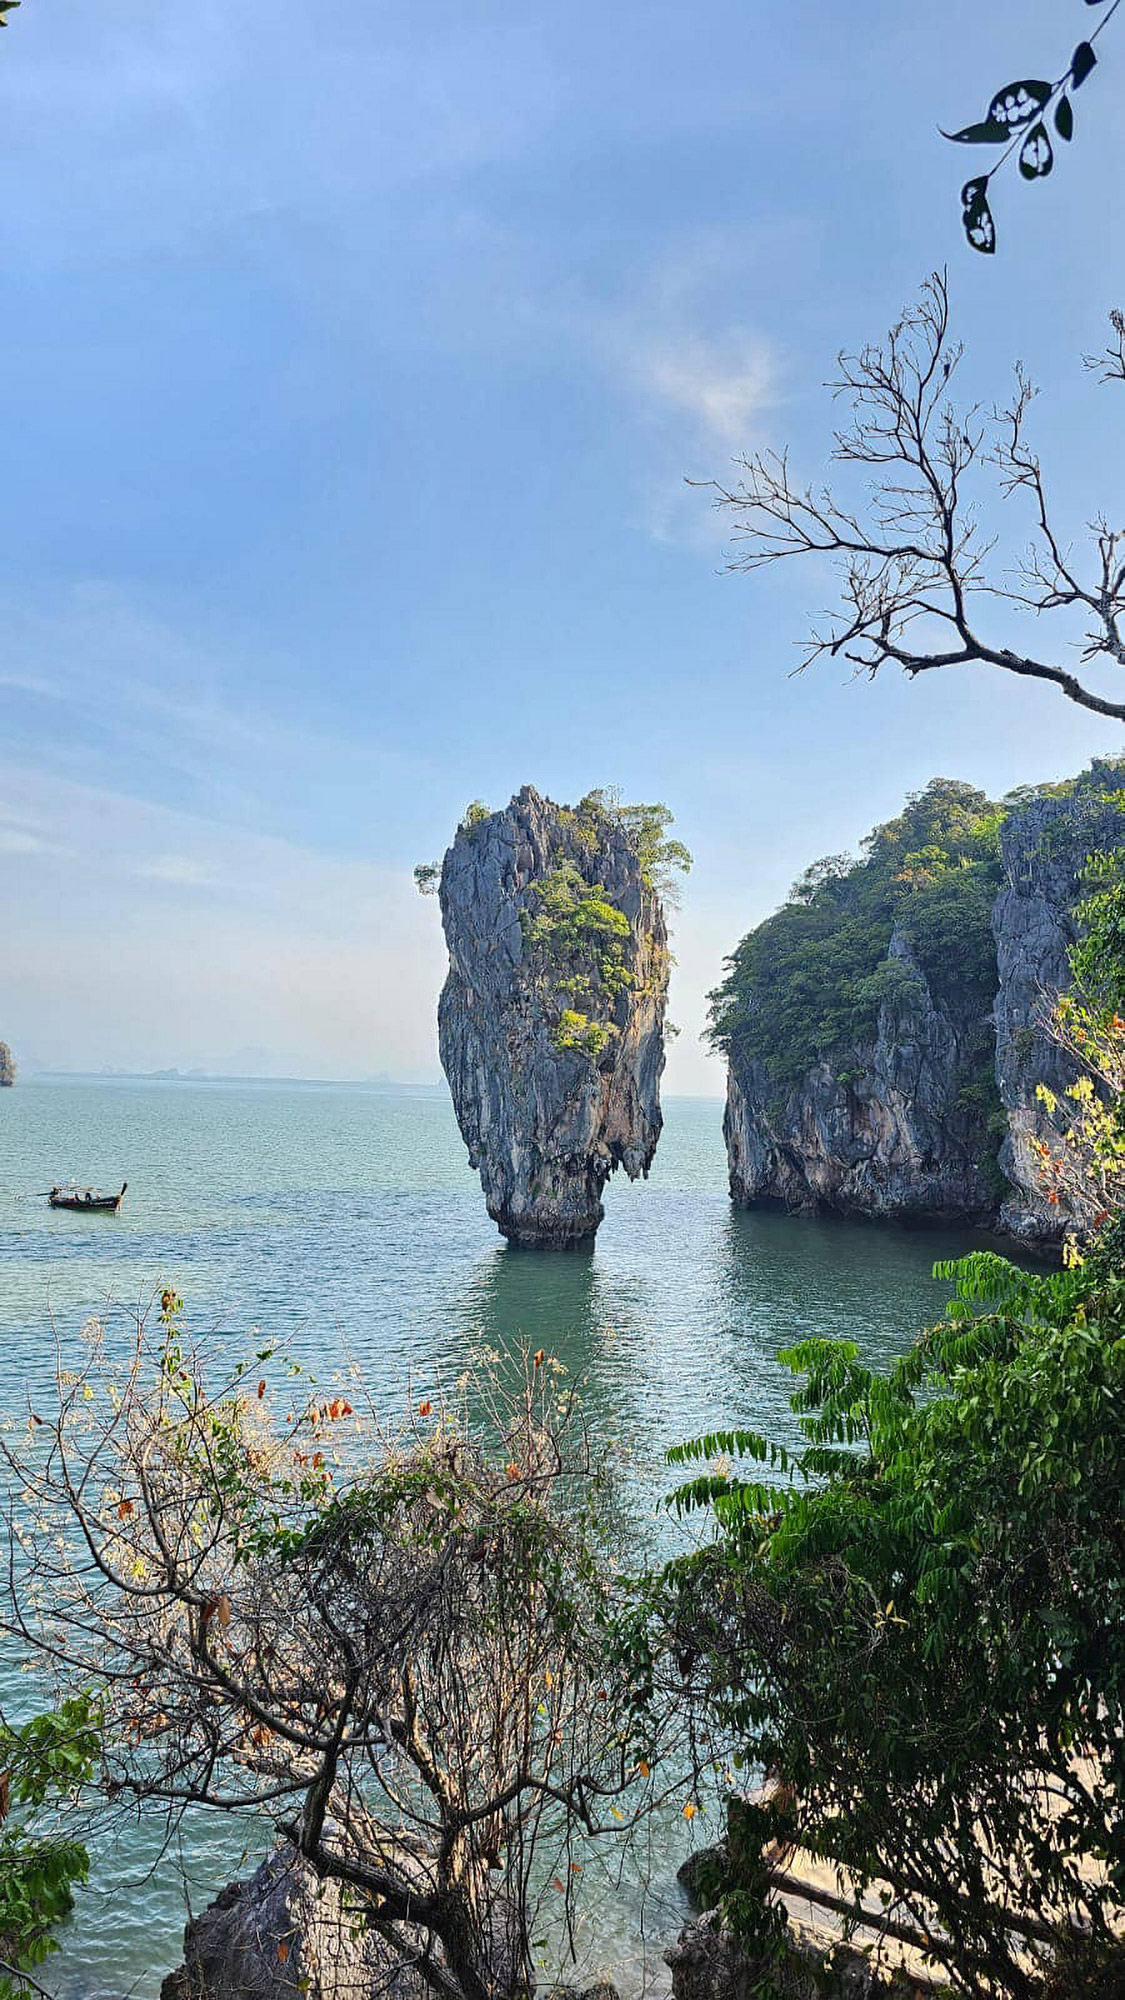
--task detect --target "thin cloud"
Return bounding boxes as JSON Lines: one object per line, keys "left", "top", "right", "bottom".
{"left": 622, "top": 329, "right": 778, "bottom": 447}
{"left": 0, "top": 828, "right": 51, "bottom": 856}
{"left": 133, "top": 853, "right": 216, "bottom": 888}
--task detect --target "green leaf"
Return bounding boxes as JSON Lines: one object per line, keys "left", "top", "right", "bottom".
{"left": 1071, "top": 41, "right": 1097, "bottom": 88}
{"left": 942, "top": 117, "right": 1010, "bottom": 145}
{"left": 1054, "top": 95, "right": 1075, "bottom": 141}
{"left": 1018, "top": 122, "right": 1053, "bottom": 180}
{"left": 960, "top": 177, "right": 996, "bottom": 255}
{"left": 986, "top": 79, "right": 1052, "bottom": 129}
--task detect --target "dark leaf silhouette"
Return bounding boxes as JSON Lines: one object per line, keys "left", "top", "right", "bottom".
{"left": 961, "top": 177, "right": 996, "bottom": 254}
{"left": 1072, "top": 40, "right": 1098, "bottom": 86}
{"left": 943, "top": 117, "right": 1010, "bottom": 144}
{"left": 1018, "top": 122, "right": 1054, "bottom": 179}
{"left": 987, "top": 79, "right": 1052, "bottom": 128}
{"left": 1054, "top": 95, "right": 1075, "bottom": 140}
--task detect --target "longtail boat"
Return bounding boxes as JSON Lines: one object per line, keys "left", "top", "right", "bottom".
{"left": 48, "top": 1181, "right": 128, "bottom": 1214}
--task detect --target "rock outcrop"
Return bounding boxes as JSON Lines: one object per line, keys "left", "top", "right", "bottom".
{"left": 437, "top": 787, "right": 668, "bottom": 1248}
{"left": 160, "top": 1845, "right": 425, "bottom": 2000}
{"left": 722, "top": 765, "right": 1125, "bottom": 1242}
{"left": 993, "top": 774, "right": 1125, "bottom": 1241}
{"left": 665, "top": 1914, "right": 923, "bottom": 2000}
{"left": 0, "top": 1041, "right": 15, "bottom": 1087}
{"left": 724, "top": 931, "right": 997, "bottom": 1224}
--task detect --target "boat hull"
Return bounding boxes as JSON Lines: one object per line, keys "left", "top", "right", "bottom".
{"left": 48, "top": 1182, "right": 128, "bottom": 1215}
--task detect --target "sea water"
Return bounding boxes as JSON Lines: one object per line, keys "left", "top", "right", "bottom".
{"left": 0, "top": 1079, "right": 998, "bottom": 1996}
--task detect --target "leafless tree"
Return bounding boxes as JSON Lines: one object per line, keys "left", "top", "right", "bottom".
{"left": 1, "top": 1303, "right": 681, "bottom": 2000}
{"left": 708, "top": 275, "right": 1125, "bottom": 722}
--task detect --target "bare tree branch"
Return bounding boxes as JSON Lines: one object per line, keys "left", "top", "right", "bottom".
{"left": 705, "top": 273, "right": 1125, "bottom": 723}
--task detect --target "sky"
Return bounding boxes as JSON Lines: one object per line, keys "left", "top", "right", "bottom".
{"left": 1, "top": 0, "right": 1123, "bottom": 1091}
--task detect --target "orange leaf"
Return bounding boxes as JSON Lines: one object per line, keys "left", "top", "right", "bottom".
{"left": 257, "top": 1380, "right": 266, "bottom": 1399}
{"left": 117, "top": 1498, "right": 135, "bottom": 1520}
{"left": 683, "top": 1801, "right": 696, "bottom": 1820}
{"left": 277, "top": 1941, "right": 290, "bottom": 1963}
{"left": 419, "top": 1400, "right": 432, "bottom": 1417}
{"left": 533, "top": 1349, "right": 545, "bottom": 1367}
{"left": 217, "top": 1594, "right": 232, "bottom": 1629}
{"left": 552, "top": 1878, "right": 565, "bottom": 1893}
{"left": 569, "top": 1860, "right": 582, "bottom": 1873}
{"left": 506, "top": 1462, "right": 521, "bottom": 1481}
{"left": 637, "top": 1759, "right": 650, "bottom": 1777}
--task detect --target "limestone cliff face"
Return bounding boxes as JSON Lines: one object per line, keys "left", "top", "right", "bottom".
{"left": 724, "top": 931, "right": 998, "bottom": 1223}
{"left": 437, "top": 787, "right": 668, "bottom": 1248}
{"left": 994, "top": 776, "right": 1125, "bottom": 1241}
{"left": 723, "top": 772, "right": 1125, "bottom": 1240}
{"left": 0, "top": 1042, "right": 14, "bottom": 1087}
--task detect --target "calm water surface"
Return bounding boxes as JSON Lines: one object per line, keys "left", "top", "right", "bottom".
{"left": 0, "top": 1079, "right": 999, "bottom": 1996}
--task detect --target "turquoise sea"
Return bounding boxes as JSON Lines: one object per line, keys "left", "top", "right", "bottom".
{"left": 0, "top": 1078, "right": 1001, "bottom": 1996}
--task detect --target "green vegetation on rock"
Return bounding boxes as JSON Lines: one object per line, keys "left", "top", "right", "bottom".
{"left": 521, "top": 858, "right": 633, "bottom": 1058}
{"left": 419, "top": 788, "right": 691, "bottom": 1061}
{"left": 0, "top": 1043, "right": 15, "bottom": 1088}
{"left": 708, "top": 778, "right": 1004, "bottom": 1088}
{"left": 523, "top": 794, "right": 690, "bottom": 1059}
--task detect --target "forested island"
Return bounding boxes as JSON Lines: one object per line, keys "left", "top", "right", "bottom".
{"left": 710, "top": 760, "right": 1125, "bottom": 1244}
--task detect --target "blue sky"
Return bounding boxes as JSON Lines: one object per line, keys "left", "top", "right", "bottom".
{"left": 1, "top": 0, "right": 1122, "bottom": 1088}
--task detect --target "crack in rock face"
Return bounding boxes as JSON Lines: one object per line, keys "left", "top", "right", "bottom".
{"left": 437, "top": 787, "right": 668, "bottom": 1248}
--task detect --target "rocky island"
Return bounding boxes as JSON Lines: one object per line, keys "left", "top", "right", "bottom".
{"left": 712, "top": 762, "right": 1125, "bottom": 1243}
{"left": 425, "top": 787, "right": 686, "bottom": 1248}
{"left": 0, "top": 1041, "right": 15, "bottom": 1087}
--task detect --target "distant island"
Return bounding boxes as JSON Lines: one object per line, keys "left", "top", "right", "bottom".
{"left": 30, "top": 1066, "right": 445, "bottom": 1090}
{"left": 0, "top": 1040, "right": 16, "bottom": 1087}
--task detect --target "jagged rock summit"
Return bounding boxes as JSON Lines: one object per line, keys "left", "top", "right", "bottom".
{"left": 436, "top": 787, "right": 670, "bottom": 1248}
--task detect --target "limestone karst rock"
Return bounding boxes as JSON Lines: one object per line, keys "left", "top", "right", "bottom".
{"left": 0, "top": 1041, "right": 15, "bottom": 1087}
{"left": 993, "top": 774, "right": 1125, "bottom": 1241}
{"left": 723, "top": 926, "right": 998, "bottom": 1224}
{"left": 719, "top": 762, "right": 1125, "bottom": 1241}
{"left": 436, "top": 786, "right": 670, "bottom": 1248}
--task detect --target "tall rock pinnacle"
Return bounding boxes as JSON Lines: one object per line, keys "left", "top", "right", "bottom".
{"left": 435, "top": 787, "right": 673, "bottom": 1248}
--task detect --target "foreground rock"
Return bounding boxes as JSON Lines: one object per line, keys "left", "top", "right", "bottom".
{"left": 436, "top": 787, "right": 669, "bottom": 1248}
{"left": 161, "top": 1844, "right": 623, "bottom": 2000}
{"left": 666, "top": 1914, "right": 925, "bottom": 2000}
{"left": 160, "top": 1845, "right": 425, "bottom": 2000}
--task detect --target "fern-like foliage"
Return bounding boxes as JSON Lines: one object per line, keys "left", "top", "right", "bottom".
{"left": 622, "top": 1236, "right": 1125, "bottom": 1994}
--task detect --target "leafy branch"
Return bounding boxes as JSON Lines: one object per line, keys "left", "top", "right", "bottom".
{"left": 944, "top": 0, "right": 1122, "bottom": 253}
